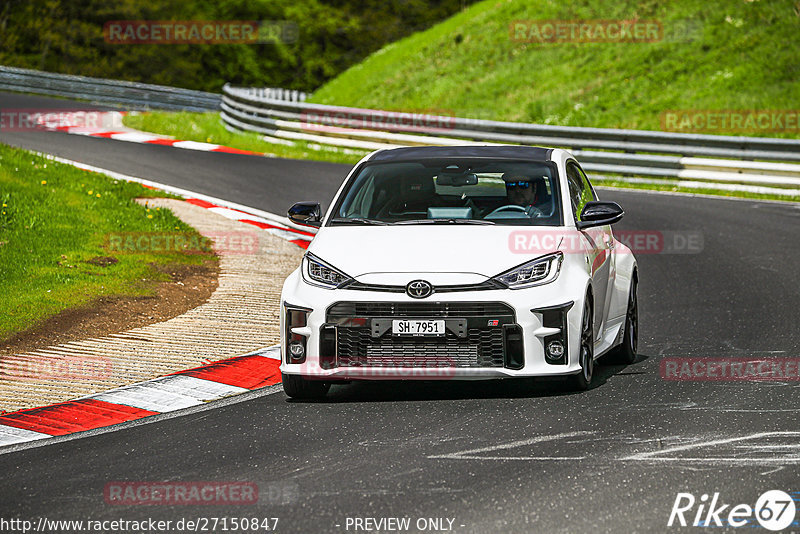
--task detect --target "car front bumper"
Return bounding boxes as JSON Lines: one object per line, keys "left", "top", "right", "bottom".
{"left": 279, "top": 268, "right": 590, "bottom": 380}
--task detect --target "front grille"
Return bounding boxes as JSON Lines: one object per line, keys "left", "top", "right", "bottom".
{"left": 327, "top": 301, "right": 514, "bottom": 318}
{"left": 337, "top": 328, "right": 505, "bottom": 368}
{"left": 325, "top": 301, "right": 516, "bottom": 369}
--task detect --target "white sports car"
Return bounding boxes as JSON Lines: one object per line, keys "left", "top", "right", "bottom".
{"left": 279, "top": 146, "right": 638, "bottom": 398}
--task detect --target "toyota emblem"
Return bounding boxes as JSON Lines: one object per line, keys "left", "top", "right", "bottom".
{"left": 406, "top": 280, "right": 433, "bottom": 299}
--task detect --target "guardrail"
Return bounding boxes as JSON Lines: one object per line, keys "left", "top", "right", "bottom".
{"left": 2, "top": 69, "right": 796, "bottom": 195}
{"left": 0, "top": 65, "right": 221, "bottom": 112}
{"left": 228, "top": 86, "right": 308, "bottom": 103}
{"left": 221, "top": 84, "right": 800, "bottom": 195}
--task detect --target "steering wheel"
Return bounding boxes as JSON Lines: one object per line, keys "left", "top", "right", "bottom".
{"left": 485, "top": 204, "right": 543, "bottom": 218}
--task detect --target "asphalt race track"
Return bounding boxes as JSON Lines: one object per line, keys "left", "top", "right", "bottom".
{"left": 0, "top": 92, "right": 346, "bottom": 214}
{"left": 1, "top": 93, "right": 799, "bottom": 533}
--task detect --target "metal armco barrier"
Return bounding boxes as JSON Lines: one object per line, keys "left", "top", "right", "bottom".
{"left": 221, "top": 84, "right": 800, "bottom": 194}
{"left": 0, "top": 65, "right": 220, "bottom": 112}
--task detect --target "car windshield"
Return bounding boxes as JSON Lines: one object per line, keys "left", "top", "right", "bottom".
{"left": 329, "top": 159, "right": 563, "bottom": 226}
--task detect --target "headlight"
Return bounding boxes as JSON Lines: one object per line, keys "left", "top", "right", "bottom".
{"left": 302, "top": 253, "right": 353, "bottom": 288}
{"left": 492, "top": 252, "right": 563, "bottom": 289}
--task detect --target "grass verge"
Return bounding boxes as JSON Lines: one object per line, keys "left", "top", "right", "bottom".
{"left": 0, "top": 143, "right": 216, "bottom": 342}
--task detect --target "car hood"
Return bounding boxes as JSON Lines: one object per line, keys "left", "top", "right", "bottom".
{"left": 307, "top": 226, "right": 569, "bottom": 280}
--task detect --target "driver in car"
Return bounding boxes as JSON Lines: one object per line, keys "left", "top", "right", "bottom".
{"left": 503, "top": 174, "right": 548, "bottom": 216}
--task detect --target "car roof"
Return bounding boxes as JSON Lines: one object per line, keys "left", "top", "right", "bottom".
{"left": 367, "top": 145, "right": 554, "bottom": 162}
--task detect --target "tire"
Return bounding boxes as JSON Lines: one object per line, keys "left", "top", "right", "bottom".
{"left": 282, "top": 373, "right": 330, "bottom": 399}
{"left": 606, "top": 277, "right": 638, "bottom": 365}
{"left": 568, "top": 298, "right": 594, "bottom": 391}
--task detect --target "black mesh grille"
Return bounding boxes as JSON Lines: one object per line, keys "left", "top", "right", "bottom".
{"left": 326, "top": 301, "right": 515, "bottom": 369}
{"left": 336, "top": 328, "right": 505, "bottom": 368}
{"left": 327, "top": 301, "right": 514, "bottom": 318}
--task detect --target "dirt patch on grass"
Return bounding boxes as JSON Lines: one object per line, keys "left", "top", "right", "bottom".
{"left": 85, "top": 256, "right": 119, "bottom": 267}
{"left": 0, "top": 259, "right": 220, "bottom": 356}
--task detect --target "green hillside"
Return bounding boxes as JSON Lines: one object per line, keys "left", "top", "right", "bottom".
{"left": 0, "top": 0, "right": 470, "bottom": 93}
{"left": 310, "top": 0, "right": 800, "bottom": 135}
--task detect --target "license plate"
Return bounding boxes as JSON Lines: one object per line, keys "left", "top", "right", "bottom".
{"left": 392, "top": 319, "right": 445, "bottom": 336}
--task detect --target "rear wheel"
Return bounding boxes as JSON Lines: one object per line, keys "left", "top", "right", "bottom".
{"left": 282, "top": 373, "right": 330, "bottom": 399}
{"left": 606, "top": 277, "right": 638, "bottom": 365}
{"left": 568, "top": 299, "right": 594, "bottom": 391}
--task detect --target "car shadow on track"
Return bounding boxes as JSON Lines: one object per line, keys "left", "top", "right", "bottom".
{"left": 288, "top": 354, "right": 650, "bottom": 403}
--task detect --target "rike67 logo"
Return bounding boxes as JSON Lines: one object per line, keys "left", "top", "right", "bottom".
{"left": 669, "top": 490, "right": 797, "bottom": 531}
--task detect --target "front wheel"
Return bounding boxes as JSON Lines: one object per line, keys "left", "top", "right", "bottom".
{"left": 282, "top": 373, "right": 330, "bottom": 399}
{"left": 567, "top": 299, "right": 594, "bottom": 391}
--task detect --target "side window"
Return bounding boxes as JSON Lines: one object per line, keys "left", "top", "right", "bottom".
{"left": 565, "top": 162, "right": 585, "bottom": 220}
{"left": 576, "top": 165, "right": 598, "bottom": 202}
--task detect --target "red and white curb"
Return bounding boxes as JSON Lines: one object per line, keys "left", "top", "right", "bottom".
{"left": 0, "top": 347, "right": 281, "bottom": 447}
{"left": 82, "top": 131, "right": 265, "bottom": 157}
{"left": 44, "top": 110, "right": 267, "bottom": 157}
{"left": 182, "top": 198, "right": 314, "bottom": 249}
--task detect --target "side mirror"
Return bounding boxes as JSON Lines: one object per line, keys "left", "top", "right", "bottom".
{"left": 577, "top": 201, "right": 624, "bottom": 230}
{"left": 288, "top": 202, "right": 322, "bottom": 227}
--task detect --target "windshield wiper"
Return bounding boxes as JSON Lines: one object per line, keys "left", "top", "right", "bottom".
{"left": 394, "top": 219, "right": 495, "bottom": 225}
{"left": 330, "top": 217, "right": 389, "bottom": 225}
{"left": 449, "top": 219, "right": 496, "bottom": 225}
